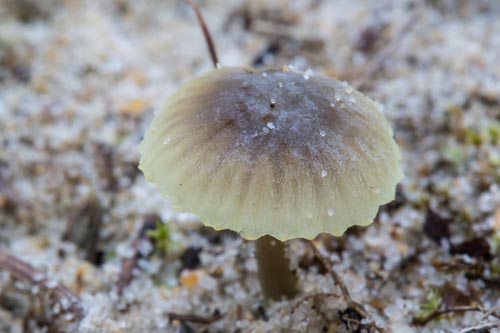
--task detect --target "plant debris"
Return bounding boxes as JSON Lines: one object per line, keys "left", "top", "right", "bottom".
{"left": 0, "top": 0, "right": 499, "bottom": 332}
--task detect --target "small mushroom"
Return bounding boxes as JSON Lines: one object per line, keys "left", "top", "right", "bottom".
{"left": 139, "top": 66, "right": 403, "bottom": 299}
{"left": 139, "top": 0, "right": 403, "bottom": 301}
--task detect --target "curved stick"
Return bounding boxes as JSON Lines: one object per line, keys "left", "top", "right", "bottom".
{"left": 186, "top": 0, "right": 219, "bottom": 68}
{"left": 0, "top": 249, "right": 83, "bottom": 321}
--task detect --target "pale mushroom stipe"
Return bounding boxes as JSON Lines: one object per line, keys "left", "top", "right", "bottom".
{"left": 139, "top": 1, "right": 403, "bottom": 300}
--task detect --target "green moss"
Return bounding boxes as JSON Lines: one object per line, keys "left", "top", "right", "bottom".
{"left": 487, "top": 122, "right": 500, "bottom": 144}
{"left": 416, "top": 288, "right": 442, "bottom": 320}
{"left": 489, "top": 151, "right": 500, "bottom": 167}
{"left": 490, "top": 262, "right": 500, "bottom": 275}
{"left": 147, "top": 221, "right": 172, "bottom": 253}
{"left": 464, "top": 127, "right": 482, "bottom": 146}
{"left": 105, "top": 250, "right": 117, "bottom": 261}
{"left": 443, "top": 145, "right": 467, "bottom": 170}
{"left": 492, "top": 234, "right": 500, "bottom": 252}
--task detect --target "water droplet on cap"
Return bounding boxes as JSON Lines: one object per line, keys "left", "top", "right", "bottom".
{"left": 328, "top": 208, "right": 334, "bottom": 216}
{"left": 319, "top": 130, "right": 326, "bottom": 137}
{"left": 368, "top": 185, "right": 381, "bottom": 193}
{"left": 303, "top": 68, "right": 313, "bottom": 80}
{"left": 321, "top": 170, "right": 327, "bottom": 178}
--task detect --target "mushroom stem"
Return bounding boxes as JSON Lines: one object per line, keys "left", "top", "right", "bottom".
{"left": 255, "top": 235, "right": 297, "bottom": 300}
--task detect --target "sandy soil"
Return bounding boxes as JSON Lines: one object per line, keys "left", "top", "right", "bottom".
{"left": 0, "top": 0, "right": 499, "bottom": 332}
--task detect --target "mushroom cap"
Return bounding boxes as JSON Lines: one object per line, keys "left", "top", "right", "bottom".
{"left": 139, "top": 67, "right": 403, "bottom": 241}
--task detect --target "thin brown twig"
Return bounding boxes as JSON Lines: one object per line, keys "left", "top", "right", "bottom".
{"left": 0, "top": 249, "right": 83, "bottom": 321}
{"left": 460, "top": 321, "right": 500, "bottom": 333}
{"left": 116, "top": 215, "right": 158, "bottom": 295}
{"left": 185, "top": 0, "right": 219, "bottom": 68}
{"left": 481, "top": 304, "right": 500, "bottom": 321}
{"left": 310, "top": 241, "right": 389, "bottom": 333}
{"left": 412, "top": 305, "right": 485, "bottom": 326}
{"left": 167, "top": 311, "right": 224, "bottom": 324}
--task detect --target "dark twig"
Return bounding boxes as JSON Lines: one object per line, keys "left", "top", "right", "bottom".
{"left": 481, "top": 305, "right": 500, "bottom": 321}
{"left": 412, "top": 305, "right": 485, "bottom": 326}
{"left": 460, "top": 321, "right": 500, "bottom": 333}
{"left": 117, "top": 215, "right": 158, "bottom": 295}
{"left": 167, "top": 311, "right": 224, "bottom": 324}
{"left": 310, "top": 241, "right": 389, "bottom": 333}
{"left": 185, "top": 0, "right": 219, "bottom": 68}
{"left": 0, "top": 249, "right": 83, "bottom": 320}
{"left": 456, "top": 304, "right": 500, "bottom": 333}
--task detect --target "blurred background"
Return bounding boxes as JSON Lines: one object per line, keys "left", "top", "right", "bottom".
{"left": 0, "top": 0, "right": 499, "bottom": 332}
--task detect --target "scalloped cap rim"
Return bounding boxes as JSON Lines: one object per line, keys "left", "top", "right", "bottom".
{"left": 139, "top": 67, "right": 404, "bottom": 241}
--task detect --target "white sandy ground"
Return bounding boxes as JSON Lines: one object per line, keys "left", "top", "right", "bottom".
{"left": 0, "top": 0, "right": 499, "bottom": 332}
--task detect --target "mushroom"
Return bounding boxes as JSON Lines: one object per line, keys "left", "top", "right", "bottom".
{"left": 139, "top": 66, "right": 403, "bottom": 299}
{"left": 139, "top": 1, "right": 403, "bottom": 301}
